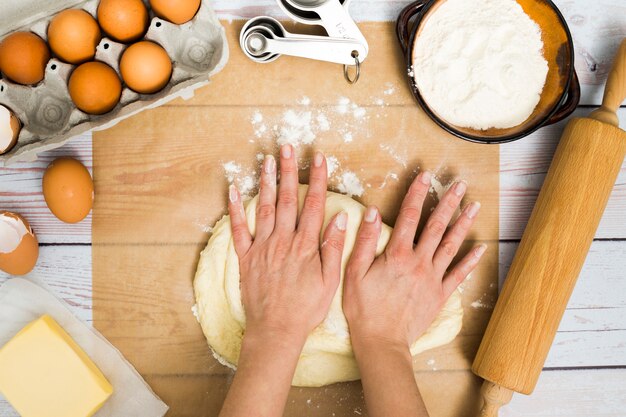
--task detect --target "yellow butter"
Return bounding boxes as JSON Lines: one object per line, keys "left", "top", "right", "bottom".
{"left": 0, "top": 315, "right": 113, "bottom": 417}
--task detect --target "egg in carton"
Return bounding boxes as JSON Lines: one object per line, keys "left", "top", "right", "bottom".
{"left": 0, "top": 0, "right": 228, "bottom": 165}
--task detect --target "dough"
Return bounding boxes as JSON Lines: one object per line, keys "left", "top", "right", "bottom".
{"left": 193, "top": 185, "right": 463, "bottom": 387}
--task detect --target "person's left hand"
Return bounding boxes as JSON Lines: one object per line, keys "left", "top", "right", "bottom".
{"left": 228, "top": 145, "right": 348, "bottom": 346}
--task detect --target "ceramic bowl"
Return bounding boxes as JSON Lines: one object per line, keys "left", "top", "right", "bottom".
{"left": 396, "top": 0, "right": 580, "bottom": 144}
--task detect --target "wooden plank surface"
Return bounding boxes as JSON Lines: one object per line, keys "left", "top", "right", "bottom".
{"left": 2, "top": 240, "right": 620, "bottom": 370}
{"left": 91, "top": 21, "right": 499, "bottom": 417}
{"left": 0, "top": 0, "right": 625, "bottom": 416}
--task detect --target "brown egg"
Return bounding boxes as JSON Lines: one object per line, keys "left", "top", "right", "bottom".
{"left": 48, "top": 9, "right": 102, "bottom": 64}
{"left": 150, "top": 0, "right": 201, "bottom": 24}
{"left": 0, "top": 212, "right": 39, "bottom": 276}
{"left": 97, "top": 0, "right": 149, "bottom": 43}
{"left": 120, "top": 41, "right": 172, "bottom": 94}
{"left": 0, "top": 32, "right": 50, "bottom": 85}
{"left": 43, "top": 158, "right": 94, "bottom": 224}
{"left": 0, "top": 105, "right": 21, "bottom": 155}
{"left": 68, "top": 62, "right": 122, "bottom": 114}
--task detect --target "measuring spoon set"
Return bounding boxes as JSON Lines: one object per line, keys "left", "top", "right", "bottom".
{"left": 239, "top": 0, "right": 368, "bottom": 84}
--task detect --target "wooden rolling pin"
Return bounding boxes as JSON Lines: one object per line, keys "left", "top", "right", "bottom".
{"left": 472, "top": 38, "right": 626, "bottom": 416}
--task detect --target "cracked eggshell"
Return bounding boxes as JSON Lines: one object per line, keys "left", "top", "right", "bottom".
{"left": 0, "top": 105, "right": 21, "bottom": 155}
{"left": 43, "top": 157, "right": 94, "bottom": 223}
{"left": 0, "top": 212, "right": 39, "bottom": 275}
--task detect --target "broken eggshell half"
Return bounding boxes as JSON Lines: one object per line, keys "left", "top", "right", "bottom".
{"left": 0, "top": 105, "right": 21, "bottom": 155}
{"left": 0, "top": 212, "right": 39, "bottom": 275}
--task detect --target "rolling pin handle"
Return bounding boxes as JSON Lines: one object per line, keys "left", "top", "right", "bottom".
{"left": 591, "top": 38, "right": 626, "bottom": 127}
{"left": 478, "top": 381, "right": 514, "bottom": 417}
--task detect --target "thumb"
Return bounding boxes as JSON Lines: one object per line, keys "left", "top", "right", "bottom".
{"left": 321, "top": 211, "right": 348, "bottom": 292}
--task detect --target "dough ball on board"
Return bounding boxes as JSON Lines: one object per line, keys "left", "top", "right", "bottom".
{"left": 48, "top": 9, "right": 102, "bottom": 64}
{"left": 97, "top": 0, "right": 149, "bottom": 43}
{"left": 0, "top": 32, "right": 50, "bottom": 85}
{"left": 194, "top": 185, "right": 464, "bottom": 387}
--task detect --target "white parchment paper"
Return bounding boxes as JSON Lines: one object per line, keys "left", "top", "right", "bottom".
{"left": 0, "top": 278, "right": 168, "bottom": 417}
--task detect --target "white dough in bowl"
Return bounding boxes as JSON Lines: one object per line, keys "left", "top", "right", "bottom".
{"left": 193, "top": 185, "right": 463, "bottom": 387}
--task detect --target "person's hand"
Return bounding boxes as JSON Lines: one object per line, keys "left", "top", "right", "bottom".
{"left": 343, "top": 171, "right": 486, "bottom": 350}
{"left": 221, "top": 146, "right": 348, "bottom": 417}
{"left": 227, "top": 144, "right": 348, "bottom": 346}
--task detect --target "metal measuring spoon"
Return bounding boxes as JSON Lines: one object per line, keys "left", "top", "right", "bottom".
{"left": 282, "top": 0, "right": 368, "bottom": 60}
{"left": 277, "top": 0, "right": 350, "bottom": 26}
{"left": 240, "top": 16, "right": 366, "bottom": 65}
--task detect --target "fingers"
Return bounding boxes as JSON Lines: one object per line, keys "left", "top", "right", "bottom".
{"left": 255, "top": 155, "right": 277, "bottom": 242}
{"left": 415, "top": 180, "right": 467, "bottom": 258}
{"left": 432, "top": 201, "right": 481, "bottom": 273}
{"left": 275, "top": 144, "right": 299, "bottom": 234}
{"left": 298, "top": 151, "right": 328, "bottom": 242}
{"left": 228, "top": 185, "right": 253, "bottom": 258}
{"left": 441, "top": 244, "right": 487, "bottom": 298}
{"left": 387, "top": 171, "right": 431, "bottom": 252}
{"left": 346, "top": 206, "right": 381, "bottom": 279}
{"left": 321, "top": 211, "right": 348, "bottom": 291}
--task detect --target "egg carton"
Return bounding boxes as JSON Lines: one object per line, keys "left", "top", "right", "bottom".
{"left": 0, "top": 0, "right": 229, "bottom": 165}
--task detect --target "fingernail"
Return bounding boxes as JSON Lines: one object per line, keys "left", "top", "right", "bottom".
{"left": 365, "top": 206, "right": 378, "bottom": 223}
{"left": 281, "top": 144, "right": 292, "bottom": 159}
{"left": 314, "top": 151, "right": 324, "bottom": 168}
{"left": 420, "top": 170, "right": 432, "bottom": 185}
{"left": 229, "top": 185, "right": 238, "bottom": 203}
{"left": 474, "top": 244, "right": 487, "bottom": 258}
{"left": 454, "top": 180, "right": 467, "bottom": 197}
{"left": 466, "top": 202, "right": 481, "bottom": 219}
{"left": 264, "top": 155, "right": 275, "bottom": 174}
{"left": 336, "top": 211, "right": 348, "bottom": 231}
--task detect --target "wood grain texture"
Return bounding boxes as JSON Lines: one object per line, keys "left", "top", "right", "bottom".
{"left": 91, "top": 21, "right": 499, "bottom": 417}
{"left": 500, "top": 108, "right": 626, "bottom": 240}
{"left": 0, "top": 1, "right": 624, "bottom": 416}
{"left": 502, "top": 369, "right": 626, "bottom": 417}
{"left": 474, "top": 119, "right": 626, "bottom": 395}
{"left": 3, "top": 110, "right": 625, "bottom": 242}
{"left": 0, "top": 134, "right": 92, "bottom": 244}
{"left": 0, "top": 246, "right": 92, "bottom": 322}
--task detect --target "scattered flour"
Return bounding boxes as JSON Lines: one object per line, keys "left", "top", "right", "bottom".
{"left": 343, "top": 132, "right": 353, "bottom": 143}
{"left": 298, "top": 96, "right": 311, "bottom": 106}
{"left": 383, "top": 83, "right": 396, "bottom": 95}
{"left": 276, "top": 110, "right": 316, "bottom": 146}
{"left": 379, "top": 143, "right": 408, "bottom": 168}
{"left": 316, "top": 113, "right": 330, "bottom": 131}
{"left": 222, "top": 161, "right": 259, "bottom": 199}
{"left": 191, "top": 304, "right": 200, "bottom": 322}
{"left": 326, "top": 156, "right": 339, "bottom": 177}
{"left": 471, "top": 293, "right": 491, "bottom": 309}
{"left": 337, "top": 171, "right": 365, "bottom": 197}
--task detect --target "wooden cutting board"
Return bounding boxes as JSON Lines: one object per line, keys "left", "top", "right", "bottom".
{"left": 93, "top": 21, "right": 499, "bottom": 417}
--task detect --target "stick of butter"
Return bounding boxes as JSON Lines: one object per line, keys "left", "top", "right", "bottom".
{"left": 0, "top": 314, "right": 113, "bottom": 417}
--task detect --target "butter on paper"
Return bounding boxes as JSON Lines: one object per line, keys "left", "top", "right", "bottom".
{"left": 0, "top": 278, "right": 168, "bottom": 417}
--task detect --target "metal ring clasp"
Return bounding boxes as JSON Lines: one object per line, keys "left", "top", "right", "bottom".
{"left": 343, "top": 51, "right": 360, "bottom": 84}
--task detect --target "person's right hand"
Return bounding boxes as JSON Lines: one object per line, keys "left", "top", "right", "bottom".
{"left": 343, "top": 171, "right": 486, "bottom": 350}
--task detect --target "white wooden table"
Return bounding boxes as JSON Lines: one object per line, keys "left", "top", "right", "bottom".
{"left": 1, "top": 1, "right": 625, "bottom": 416}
